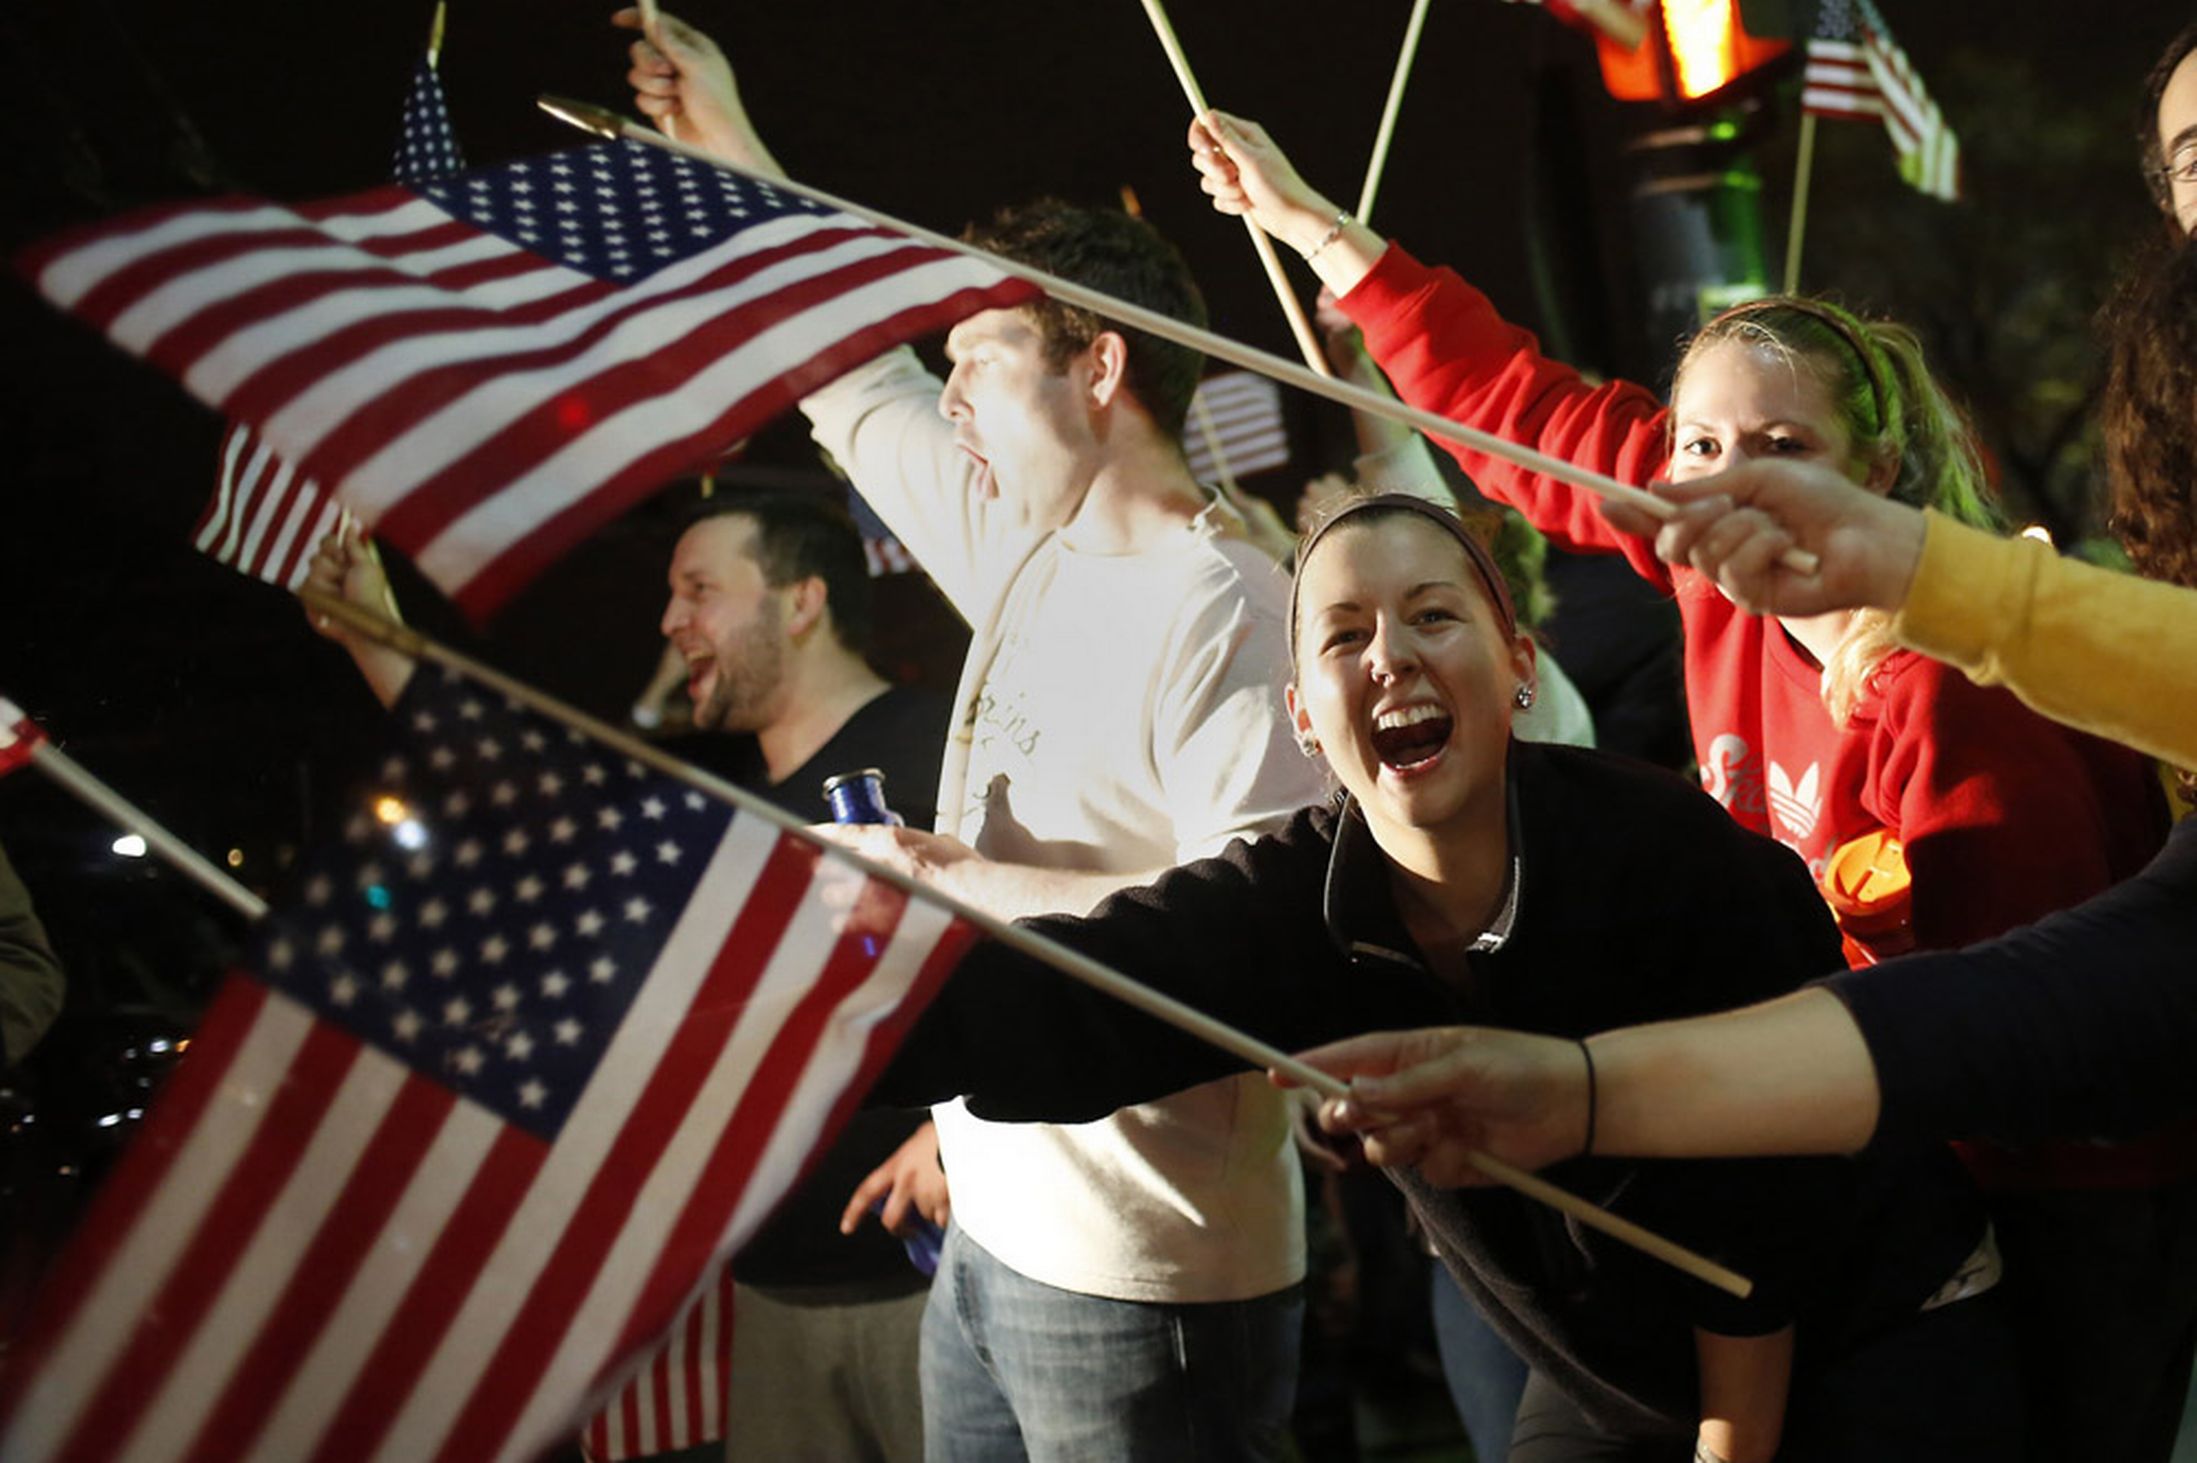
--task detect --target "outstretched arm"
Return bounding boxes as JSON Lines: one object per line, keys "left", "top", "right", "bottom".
{"left": 1598, "top": 457, "right": 1925, "bottom": 618}
{"left": 1186, "top": 111, "right": 1386, "bottom": 298}
{"left": 1614, "top": 456, "right": 2197, "bottom": 771}
{"left": 1191, "top": 113, "right": 1676, "bottom": 576}
{"left": 1295, "top": 986, "right": 1883, "bottom": 1183}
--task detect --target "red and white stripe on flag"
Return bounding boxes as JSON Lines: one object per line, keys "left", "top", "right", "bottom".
{"left": 582, "top": 1259, "right": 734, "bottom": 1461}
{"left": 0, "top": 699, "right": 46, "bottom": 779}
{"left": 1861, "top": 28, "right": 1959, "bottom": 201}
{"left": 1801, "top": 37, "right": 1881, "bottom": 120}
{"left": 0, "top": 668, "right": 980, "bottom": 1463}
{"left": 1803, "top": 0, "right": 1959, "bottom": 201}
{"left": 1184, "top": 370, "right": 1289, "bottom": 486}
{"left": 19, "top": 144, "right": 1038, "bottom": 621}
{"left": 864, "top": 536, "right": 919, "bottom": 577}
{"left": 200, "top": 422, "right": 358, "bottom": 591}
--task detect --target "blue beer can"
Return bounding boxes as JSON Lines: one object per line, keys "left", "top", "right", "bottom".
{"left": 823, "top": 768, "right": 898, "bottom": 826}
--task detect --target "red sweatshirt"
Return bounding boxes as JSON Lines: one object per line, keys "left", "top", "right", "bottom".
{"left": 1343, "top": 244, "right": 2177, "bottom": 1186}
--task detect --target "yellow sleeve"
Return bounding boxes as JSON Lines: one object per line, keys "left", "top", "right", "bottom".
{"left": 1893, "top": 512, "right": 2197, "bottom": 770}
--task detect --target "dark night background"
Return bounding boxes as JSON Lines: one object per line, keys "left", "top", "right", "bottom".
{"left": 0, "top": 0, "right": 2191, "bottom": 1337}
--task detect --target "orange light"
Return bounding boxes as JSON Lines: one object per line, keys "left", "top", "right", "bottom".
{"left": 1594, "top": 0, "right": 1790, "bottom": 105}
{"left": 1663, "top": 0, "right": 1741, "bottom": 97}
{"left": 374, "top": 795, "right": 410, "bottom": 825}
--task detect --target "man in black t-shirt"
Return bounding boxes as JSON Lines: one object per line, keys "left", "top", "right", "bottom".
{"left": 308, "top": 492, "right": 948, "bottom": 1462}
{"left": 656, "top": 492, "right": 949, "bottom": 1463}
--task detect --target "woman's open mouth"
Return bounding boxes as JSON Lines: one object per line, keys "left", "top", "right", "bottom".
{"left": 1370, "top": 703, "right": 1452, "bottom": 771}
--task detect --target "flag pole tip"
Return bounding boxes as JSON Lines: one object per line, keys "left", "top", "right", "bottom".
{"left": 537, "top": 96, "right": 626, "bottom": 140}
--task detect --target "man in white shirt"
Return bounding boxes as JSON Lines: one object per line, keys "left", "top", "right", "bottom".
{"left": 617, "top": 11, "right": 1327, "bottom": 1459}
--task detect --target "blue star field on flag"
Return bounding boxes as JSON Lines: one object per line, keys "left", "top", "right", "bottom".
{"left": 416, "top": 142, "right": 836, "bottom": 282}
{"left": 258, "top": 668, "right": 731, "bottom": 1141}
{"left": 392, "top": 57, "right": 466, "bottom": 186}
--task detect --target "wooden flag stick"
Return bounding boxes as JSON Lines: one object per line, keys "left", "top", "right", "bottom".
{"left": 426, "top": 0, "right": 448, "bottom": 69}
{"left": 21, "top": 740, "right": 267, "bottom": 921}
{"left": 1189, "top": 392, "right": 1238, "bottom": 494}
{"left": 1357, "top": 0, "right": 1432, "bottom": 226}
{"left": 1783, "top": 112, "right": 1819, "bottom": 294}
{"left": 1133, "top": 0, "right": 1333, "bottom": 377}
{"left": 540, "top": 97, "right": 1818, "bottom": 575}
{"left": 304, "top": 586, "right": 1752, "bottom": 1299}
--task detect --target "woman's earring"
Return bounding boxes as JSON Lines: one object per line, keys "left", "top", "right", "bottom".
{"left": 1514, "top": 685, "right": 1536, "bottom": 711}
{"left": 1296, "top": 731, "right": 1321, "bottom": 757}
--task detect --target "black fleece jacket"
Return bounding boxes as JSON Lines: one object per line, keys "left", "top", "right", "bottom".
{"left": 881, "top": 742, "right": 1989, "bottom": 1433}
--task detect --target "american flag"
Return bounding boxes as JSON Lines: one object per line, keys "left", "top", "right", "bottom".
{"left": 0, "top": 699, "right": 44, "bottom": 779}
{"left": 581, "top": 1259, "right": 734, "bottom": 1461}
{"left": 199, "top": 56, "right": 463, "bottom": 593}
{"left": 1802, "top": 0, "right": 1960, "bottom": 201}
{"left": 197, "top": 420, "right": 359, "bottom": 592}
{"left": 0, "top": 667, "right": 978, "bottom": 1463}
{"left": 1183, "top": 369, "right": 1289, "bottom": 486}
{"left": 21, "top": 141, "right": 1038, "bottom": 620}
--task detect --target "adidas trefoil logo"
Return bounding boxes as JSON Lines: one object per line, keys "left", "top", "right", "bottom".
{"left": 1768, "top": 760, "right": 1822, "bottom": 840}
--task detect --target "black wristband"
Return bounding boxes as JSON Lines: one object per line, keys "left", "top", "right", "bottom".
{"left": 1576, "top": 1036, "right": 1597, "bottom": 1158}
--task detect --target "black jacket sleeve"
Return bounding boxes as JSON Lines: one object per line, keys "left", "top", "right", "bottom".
{"left": 875, "top": 810, "right": 1443, "bottom": 1121}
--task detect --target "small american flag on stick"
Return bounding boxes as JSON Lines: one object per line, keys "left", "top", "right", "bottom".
{"left": 1802, "top": 0, "right": 1960, "bottom": 201}
{"left": 0, "top": 667, "right": 977, "bottom": 1463}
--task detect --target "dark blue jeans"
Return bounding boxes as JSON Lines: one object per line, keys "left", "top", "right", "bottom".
{"left": 1431, "top": 1267, "right": 1529, "bottom": 1460}
{"left": 919, "top": 1225, "right": 1301, "bottom": 1462}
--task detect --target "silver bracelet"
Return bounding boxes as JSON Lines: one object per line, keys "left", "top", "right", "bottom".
{"left": 1302, "top": 209, "right": 1352, "bottom": 261}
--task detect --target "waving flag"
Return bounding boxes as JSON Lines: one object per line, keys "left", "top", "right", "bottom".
{"left": 1803, "top": 0, "right": 1960, "bottom": 201}
{"left": 21, "top": 142, "right": 1038, "bottom": 620}
{"left": 197, "top": 421, "right": 359, "bottom": 591}
{"left": 0, "top": 700, "right": 45, "bottom": 780}
{"left": 198, "top": 54, "right": 465, "bottom": 593}
{"left": 0, "top": 667, "right": 977, "bottom": 1463}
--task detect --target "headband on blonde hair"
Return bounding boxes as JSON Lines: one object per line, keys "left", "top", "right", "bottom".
{"left": 1288, "top": 493, "right": 1519, "bottom": 658}
{"left": 1701, "top": 295, "right": 1890, "bottom": 435}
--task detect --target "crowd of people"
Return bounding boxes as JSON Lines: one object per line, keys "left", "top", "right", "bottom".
{"left": 24, "top": 8, "right": 2197, "bottom": 1463}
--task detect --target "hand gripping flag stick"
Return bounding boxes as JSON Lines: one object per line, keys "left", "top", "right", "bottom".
{"left": 304, "top": 587, "right": 1753, "bottom": 1300}
{"left": 539, "top": 96, "right": 1818, "bottom": 580}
